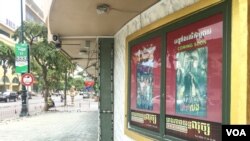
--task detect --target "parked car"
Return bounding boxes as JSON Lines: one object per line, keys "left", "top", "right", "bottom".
{"left": 82, "top": 92, "right": 90, "bottom": 99}
{"left": 0, "top": 91, "right": 18, "bottom": 102}
{"left": 17, "top": 91, "right": 32, "bottom": 99}
{"left": 52, "top": 90, "right": 63, "bottom": 96}
{"left": 79, "top": 91, "right": 84, "bottom": 95}
{"left": 27, "top": 91, "right": 33, "bottom": 99}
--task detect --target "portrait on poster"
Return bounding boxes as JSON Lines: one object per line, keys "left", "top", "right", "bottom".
{"left": 135, "top": 46, "right": 156, "bottom": 110}
{"left": 130, "top": 36, "right": 161, "bottom": 113}
{"left": 176, "top": 47, "right": 208, "bottom": 117}
{"left": 129, "top": 36, "right": 161, "bottom": 131}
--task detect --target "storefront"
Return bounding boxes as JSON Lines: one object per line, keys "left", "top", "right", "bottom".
{"left": 122, "top": 0, "right": 249, "bottom": 140}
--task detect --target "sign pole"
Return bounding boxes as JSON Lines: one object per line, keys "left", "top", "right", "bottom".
{"left": 19, "top": 0, "right": 29, "bottom": 117}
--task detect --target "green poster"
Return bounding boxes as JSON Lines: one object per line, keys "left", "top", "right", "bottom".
{"left": 15, "top": 43, "right": 28, "bottom": 73}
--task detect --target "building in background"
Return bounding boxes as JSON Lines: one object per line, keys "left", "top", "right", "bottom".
{"left": 0, "top": 0, "right": 21, "bottom": 92}
{"left": 0, "top": 0, "right": 48, "bottom": 92}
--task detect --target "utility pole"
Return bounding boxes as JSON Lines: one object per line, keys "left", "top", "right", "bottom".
{"left": 64, "top": 71, "right": 68, "bottom": 106}
{"left": 19, "top": 0, "right": 29, "bottom": 117}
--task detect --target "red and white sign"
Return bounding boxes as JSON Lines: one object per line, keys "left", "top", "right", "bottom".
{"left": 84, "top": 81, "right": 95, "bottom": 87}
{"left": 21, "top": 73, "right": 34, "bottom": 86}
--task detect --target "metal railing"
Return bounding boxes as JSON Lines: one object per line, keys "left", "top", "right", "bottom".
{"left": 0, "top": 98, "right": 98, "bottom": 121}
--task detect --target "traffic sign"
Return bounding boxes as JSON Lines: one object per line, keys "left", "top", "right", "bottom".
{"left": 21, "top": 73, "right": 34, "bottom": 86}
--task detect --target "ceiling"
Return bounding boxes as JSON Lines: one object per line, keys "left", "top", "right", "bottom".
{"left": 48, "top": 0, "right": 159, "bottom": 78}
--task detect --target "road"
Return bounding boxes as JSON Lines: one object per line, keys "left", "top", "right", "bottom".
{"left": 0, "top": 94, "right": 98, "bottom": 120}
{"left": 0, "top": 94, "right": 43, "bottom": 108}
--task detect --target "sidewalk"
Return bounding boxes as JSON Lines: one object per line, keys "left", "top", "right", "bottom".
{"left": 0, "top": 111, "right": 99, "bottom": 141}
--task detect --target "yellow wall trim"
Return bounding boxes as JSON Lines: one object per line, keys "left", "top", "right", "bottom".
{"left": 231, "top": 0, "right": 249, "bottom": 124}
{"left": 248, "top": 1, "right": 250, "bottom": 124}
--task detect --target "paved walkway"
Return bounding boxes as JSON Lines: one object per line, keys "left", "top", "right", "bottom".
{"left": 0, "top": 111, "right": 99, "bottom": 141}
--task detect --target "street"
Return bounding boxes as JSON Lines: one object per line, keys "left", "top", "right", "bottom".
{"left": 0, "top": 94, "right": 99, "bottom": 121}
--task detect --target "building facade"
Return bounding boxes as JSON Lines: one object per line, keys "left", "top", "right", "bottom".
{"left": 0, "top": 0, "right": 46, "bottom": 92}
{"left": 0, "top": 0, "right": 21, "bottom": 91}
{"left": 47, "top": 0, "right": 250, "bottom": 140}
{"left": 113, "top": 0, "right": 249, "bottom": 140}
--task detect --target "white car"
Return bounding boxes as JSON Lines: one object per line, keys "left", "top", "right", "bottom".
{"left": 0, "top": 91, "right": 18, "bottom": 102}
{"left": 82, "top": 92, "right": 89, "bottom": 98}
{"left": 79, "top": 91, "right": 84, "bottom": 95}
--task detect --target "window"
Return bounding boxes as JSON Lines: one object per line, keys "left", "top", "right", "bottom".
{"left": 1, "top": 76, "right": 10, "bottom": 83}
{"left": 12, "top": 77, "right": 19, "bottom": 84}
{"left": 165, "top": 13, "right": 223, "bottom": 141}
{"left": 129, "top": 36, "right": 162, "bottom": 132}
{"left": 0, "top": 29, "right": 10, "bottom": 37}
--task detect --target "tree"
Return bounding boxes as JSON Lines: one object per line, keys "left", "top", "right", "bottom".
{"left": 13, "top": 21, "right": 75, "bottom": 111}
{"left": 0, "top": 41, "right": 15, "bottom": 91}
{"left": 76, "top": 70, "right": 99, "bottom": 94}
{"left": 0, "top": 41, "right": 15, "bottom": 68}
{"left": 71, "top": 77, "right": 84, "bottom": 91}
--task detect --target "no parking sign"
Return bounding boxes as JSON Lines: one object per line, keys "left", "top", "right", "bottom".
{"left": 21, "top": 73, "right": 34, "bottom": 86}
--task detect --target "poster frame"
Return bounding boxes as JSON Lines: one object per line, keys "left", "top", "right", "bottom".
{"left": 127, "top": 30, "right": 164, "bottom": 139}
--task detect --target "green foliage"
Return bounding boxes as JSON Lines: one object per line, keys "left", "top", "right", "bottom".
{"left": 12, "top": 21, "right": 47, "bottom": 44}
{"left": 72, "top": 77, "right": 84, "bottom": 91}
{"left": 13, "top": 21, "right": 75, "bottom": 110}
{"left": 0, "top": 41, "right": 15, "bottom": 71}
{"left": 94, "top": 81, "right": 100, "bottom": 93}
{"left": 65, "top": 76, "right": 84, "bottom": 91}
{"left": 67, "top": 76, "right": 74, "bottom": 90}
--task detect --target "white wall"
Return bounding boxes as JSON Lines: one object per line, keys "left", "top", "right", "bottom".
{"left": 113, "top": 0, "right": 199, "bottom": 140}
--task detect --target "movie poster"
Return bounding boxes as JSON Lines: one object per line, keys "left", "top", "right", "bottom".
{"left": 176, "top": 47, "right": 208, "bottom": 117}
{"left": 165, "top": 13, "right": 223, "bottom": 140}
{"left": 136, "top": 46, "right": 155, "bottom": 110}
{"left": 129, "top": 36, "right": 161, "bottom": 131}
